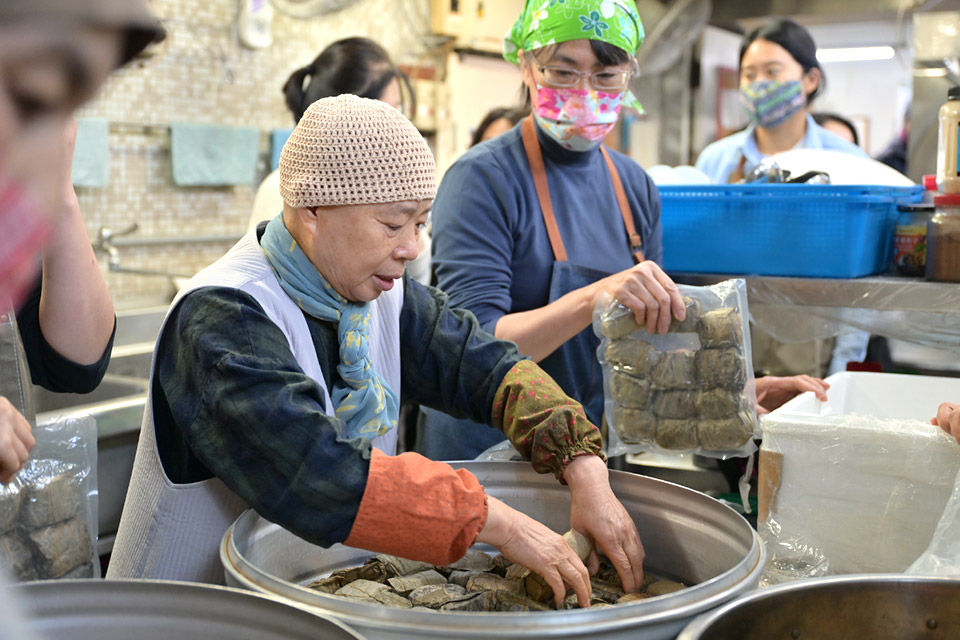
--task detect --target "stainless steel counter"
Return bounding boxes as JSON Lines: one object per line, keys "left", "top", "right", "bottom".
{"left": 670, "top": 273, "right": 960, "bottom": 352}
{"left": 672, "top": 274, "right": 960, "bottom": 312}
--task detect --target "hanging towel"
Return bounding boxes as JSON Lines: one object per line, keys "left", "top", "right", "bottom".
{"left": 170, "top": 123, "right": 260, "bottom": 186}
{"left": 270, "top": 127, "right": 293, "bottom": 171}
{"left": 72, "top": 118, "right": 110, "bottom": 188}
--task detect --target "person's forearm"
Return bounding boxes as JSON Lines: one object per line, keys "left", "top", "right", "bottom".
{"left": 494, "top": 284, "right": 595, "bottom": 361}
{"left": 562, "top": 453, "right": 608, "bottom": 488}
{"left": 39, "top": 189, "right": 114, "bottom": 365}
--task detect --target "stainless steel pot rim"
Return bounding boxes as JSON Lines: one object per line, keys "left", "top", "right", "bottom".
{"left": 677, "top": 573, "right": 960, "bottom": 638}
{"left": 222, "top": 518, "right": 766, "bottom": 635}
{"left": 11, "top": 577, "right": 363, "bottom": 632}
{"left": 13, "top": 577, "right": 354, "bottom": 609}
{"left": 16, "top": 576, "right": 298, "bottom": 598}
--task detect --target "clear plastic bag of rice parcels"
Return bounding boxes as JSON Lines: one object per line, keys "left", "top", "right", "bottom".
{"left": 0, "top": 414, "right": 98, "bottom": 581}
{"left": 593, "top": 278, "right": 759, "bottom": 458}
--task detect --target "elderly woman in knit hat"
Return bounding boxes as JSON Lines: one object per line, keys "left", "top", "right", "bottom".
{"left": 110, "top": 94, "right": 645, "bottom": 605}
{"left": 0, "top": 1, "right": 162, "bottom": 484}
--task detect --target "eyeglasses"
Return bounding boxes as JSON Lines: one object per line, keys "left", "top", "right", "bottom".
{"left": 536, "top": 64, "right": 632, "bottom": 91}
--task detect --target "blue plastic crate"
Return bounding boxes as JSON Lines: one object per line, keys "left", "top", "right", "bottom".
{"left": 658, "top": 184, "right": 923, "bottom": 278}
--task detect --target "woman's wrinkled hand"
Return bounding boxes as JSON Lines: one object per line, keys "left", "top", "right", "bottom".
{"left": 932, "top": 402, "right": 960, "bottom": 444}
{"left": 755, "top": 375, "right": 830, "bottom": 414}
{"left": 475, "top": 496, "right": 592, "bottom": 607}
{"left": 595, "top": 261, "right": 685, "bottom": 335}
{"left": 0, "top": 396, "right": 34, "bottom": 483}
{"left": 564, "top": 455, "right": 645, "bottom": 593}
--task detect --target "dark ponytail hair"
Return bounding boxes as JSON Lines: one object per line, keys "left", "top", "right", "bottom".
{"left": 470, "top": 106, "right": 530, "bottom": 147}
{"left": 282, "top": 37, "right": 415, "bottom": 123}
{"left": 739, "top": 19, "right": 824, "bottom": 104}
{"left": 812, "top": 112, "right": 859, "bottom": 146}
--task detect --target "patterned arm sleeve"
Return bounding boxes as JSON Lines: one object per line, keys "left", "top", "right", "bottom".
{"left": 491, "top": 361, "right": 605, "bottom": 481}
{"left": 398, "top": 279, "right": 604, "bottom": 480}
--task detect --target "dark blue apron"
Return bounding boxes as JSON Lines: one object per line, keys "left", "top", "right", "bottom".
{"left": 416, "top": 116, "right": 643, "bottom": 461}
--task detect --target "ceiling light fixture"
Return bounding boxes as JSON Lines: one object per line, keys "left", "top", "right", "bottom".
{"left": 816, "top": 46, "right": 896, "bottom": 63}
{"left": 914, "top": 67, "right": 948, "bottom": 77}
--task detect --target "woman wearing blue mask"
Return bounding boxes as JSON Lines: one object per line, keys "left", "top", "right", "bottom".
{"left": 697, "top": 20, "right": 872, "bottom": 382}
{"left": 696, "top": 19, "right": 867, "bottom": 183}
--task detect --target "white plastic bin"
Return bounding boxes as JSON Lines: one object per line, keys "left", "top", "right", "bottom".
{"left": 773, "top": 371, "right": 960, "bottom": 419}
{"left": 758, "top": 371, "right": 960, "bottom": 579}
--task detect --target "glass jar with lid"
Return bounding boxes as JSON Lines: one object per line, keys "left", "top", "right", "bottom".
{"left": 926, "top": 194, "right": 960, "bottom": 282}
{"left": 893, "top": 203, "right": 933, "bottom": 277}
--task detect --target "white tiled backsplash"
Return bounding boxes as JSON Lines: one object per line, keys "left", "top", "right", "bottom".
{"left": 75, "top": 0, "right": 430, "bottom": 306}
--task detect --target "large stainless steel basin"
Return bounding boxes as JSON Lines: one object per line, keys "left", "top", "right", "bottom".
{"left": 223, "top": 461, "right": 765, "bottom": 640}
{"left": 33, "top": 376, "right": 147, "bottom": 414}
{"left": 678, "top": 574, "right": 960, "bottom": 639}
{"left": 8, "top": 578, "right": 367, "bottom": 639}
{"left": 112, "top": 305, "right": 167, "bottom": 347}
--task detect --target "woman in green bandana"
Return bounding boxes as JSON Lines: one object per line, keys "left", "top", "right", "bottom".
{"left": 419, "top": 0, "right": 686, "bottom": 460}
{"left": 420, "top": 1, "right": 831, "bottom": 463}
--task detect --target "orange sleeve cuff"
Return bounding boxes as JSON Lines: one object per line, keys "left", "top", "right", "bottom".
{"left": 343, "top": 448, "right": 488, "bottom": 565}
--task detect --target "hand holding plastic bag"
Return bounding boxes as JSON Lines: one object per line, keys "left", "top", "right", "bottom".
{"left": 933, "top": 402, "right": 960, "bottom": 444}
{"left": 905, "top": 402, "right": 960, "bottom": 576}
{"left": 0, "top": 415, "right": 98, "bottom": 581}
{"left": 0, "top": 398, "right": 34, "bottom": 484}
{"left": 756, "top": 375, "right": 830, "bottom": 415}
{"left": 907, "top": 463, "right": 960, "bottom": 577}
{"left": 593, "top": 278, "right": 759, "bottom": 459}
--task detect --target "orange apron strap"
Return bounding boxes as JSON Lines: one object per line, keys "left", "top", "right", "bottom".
{"left": 600, "top": 145, "right": 645, "bottom": 264}
{"left": 522, "top": 115, "right": 645, "bottom": 265}
{"left": 521, "top": 116, "right": 567, "bottom": 262}
{"left": 727, "top": 153, "right": 748, "bottom": 184}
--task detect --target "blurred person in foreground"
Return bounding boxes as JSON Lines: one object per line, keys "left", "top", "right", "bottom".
{"left": 0, "top": 2, "right": 162, "bottom": 482}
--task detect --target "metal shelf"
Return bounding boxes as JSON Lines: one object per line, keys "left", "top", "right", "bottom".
{"left": 671, "top": 273, "right": 960, "bottom": 313}
{"left": 669, "top": 272, "right": 960, "bottom": 352}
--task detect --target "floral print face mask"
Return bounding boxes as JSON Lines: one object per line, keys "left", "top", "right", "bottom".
{"left": 533, "top": 84, "right": 623, "bottom": 152}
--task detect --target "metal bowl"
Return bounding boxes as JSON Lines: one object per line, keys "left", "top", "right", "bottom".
{"left": 222, "top": 461, "right": 765, "bottom": 640}
{"left": 8, "top": 578, "right": 366, "bottom": 639}
{"left": 678, "top": 574, "right": 960, "bottom": 640}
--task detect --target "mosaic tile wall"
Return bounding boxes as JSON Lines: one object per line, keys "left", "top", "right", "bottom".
{"left": 75, "top": 0, "right": 431, "bottom": 307}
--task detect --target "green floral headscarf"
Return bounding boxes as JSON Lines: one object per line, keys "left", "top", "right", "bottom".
{"left": 504, "top": 0, "right": 645, "bottom": 110}
{"left": 504, "top": 0, "right": 644, "bottom": 63}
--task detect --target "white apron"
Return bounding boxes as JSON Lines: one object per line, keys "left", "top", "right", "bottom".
{"left": 107, "top": 231, "right": 403, "bottom": 583}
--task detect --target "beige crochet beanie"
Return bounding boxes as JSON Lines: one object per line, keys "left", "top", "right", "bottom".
{"left": 279, "top": 94, "right": 437, "bottom": 208}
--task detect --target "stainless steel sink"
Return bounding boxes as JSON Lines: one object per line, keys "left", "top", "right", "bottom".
{"left": 33, "top": 376, "right": 148, "bottom": 415}
{"left": 31, "top": 305, "right": 169, "bottom": 555}
{"left": 113, "top": 306, "right": 168, "bottom": 346}
{"left": 106, "top": 345, "right": 154, "bottom": 379}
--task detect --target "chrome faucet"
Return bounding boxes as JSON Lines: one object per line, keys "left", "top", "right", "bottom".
{"left": 93, "top": 223, "right": 191, "bottom": 279}
{"left": 94, "top": 222, "right": 140, "bottom": 271}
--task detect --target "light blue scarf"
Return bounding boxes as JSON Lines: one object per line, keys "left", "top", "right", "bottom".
{"left": 260, "top": 215, "right": 399, "bottom": 440}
